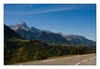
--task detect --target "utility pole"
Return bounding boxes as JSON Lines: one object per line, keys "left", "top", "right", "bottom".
{"left": 78, "top": 45, "right": 79, "bottom": 55}
{"left": 73, "top": 43, "right": 79, "bottom": 55}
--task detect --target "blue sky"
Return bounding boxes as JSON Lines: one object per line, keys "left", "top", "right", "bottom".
{"left": 4, "top": 4, "right": 96, "bottom": 41}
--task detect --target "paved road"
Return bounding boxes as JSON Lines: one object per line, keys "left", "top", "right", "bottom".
{"left": 17, "top": 53, "right": 96, "bottom": 65}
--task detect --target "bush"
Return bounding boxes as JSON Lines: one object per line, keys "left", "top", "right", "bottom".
{"left": 34, "top": 51, "right": 44, "bottom": 60}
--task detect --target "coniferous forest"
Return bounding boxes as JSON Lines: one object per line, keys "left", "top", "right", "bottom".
{"left": 4, "top": 40, "right": 96, "bottom": 64}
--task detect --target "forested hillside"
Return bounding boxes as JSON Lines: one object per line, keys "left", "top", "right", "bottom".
{"left": 4, "top": 40, "right": 96, "bottom": 64}
{"left": 4, "top": 24, "right": 96, "bottom": 65}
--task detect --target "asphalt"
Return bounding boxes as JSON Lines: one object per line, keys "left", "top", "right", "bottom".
{"left": 16, "top": 53, "right": 96, "bottom": 65}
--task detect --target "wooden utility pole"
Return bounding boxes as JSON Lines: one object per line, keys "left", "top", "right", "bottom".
{"left": 78, "top": 45, "right": 79, "bottom": 55}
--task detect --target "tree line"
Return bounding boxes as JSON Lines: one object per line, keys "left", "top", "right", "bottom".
{"left": 4, "top": 40, "right": 96, "bottom": 65}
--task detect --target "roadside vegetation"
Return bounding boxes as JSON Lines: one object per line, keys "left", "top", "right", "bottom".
{"left": 4, "top": 40, "right": 96, "bottom": 65}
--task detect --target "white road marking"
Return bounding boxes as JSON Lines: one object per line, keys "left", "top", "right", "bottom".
{"left": 75, "top": 56, "right": 96, "bottom": 65}
{"left": 82, "top": 59, "right": 88, "bottom": 63}
{"left": 43, "top": 59, "right": 56, "bottom": 62}
{"left": 75, "top": 63, "right": 81, "bottom": 65}
{"left": 88, "top": 58, "right": 93, "bottom": 60}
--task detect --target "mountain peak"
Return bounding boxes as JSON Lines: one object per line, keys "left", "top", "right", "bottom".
{"left": 20, "top": 21, "right": 26, "bottom": 25}
{"left": 9, "top": 21, "right": 29, "bottom": 31}
{"left": 8, "top": 22, "right": 96, "bottom": 45}
{"left": 18, "top": 21, "right": 29, "bottom": 31}
{"left": 19, "top": 21, "right": 27, "bottom": 26}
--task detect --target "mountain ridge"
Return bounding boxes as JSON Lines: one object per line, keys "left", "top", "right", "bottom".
{"left": 57, "top": 32, "right": 96, "bottom": 45}
{"left": 8, "top": 22, "right": 96, "bottom": 45}
{"left": 4, "top": 24, "right": 22, "bottom": 39}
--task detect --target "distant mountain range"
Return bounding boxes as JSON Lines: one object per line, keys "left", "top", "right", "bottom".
{"left": 56, "top": 32, "right": 96, "bottom": 45}
{"left": 8, "top": 21, "right": 96, "bottom": 45}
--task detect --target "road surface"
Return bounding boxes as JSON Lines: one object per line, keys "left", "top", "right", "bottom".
{"left": 16, "top": 53, "right": 96, "bottom": 65}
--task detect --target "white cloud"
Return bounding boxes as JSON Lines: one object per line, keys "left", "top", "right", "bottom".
{"left": 4, "top": 4, "right": 95, "bottom": 15}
